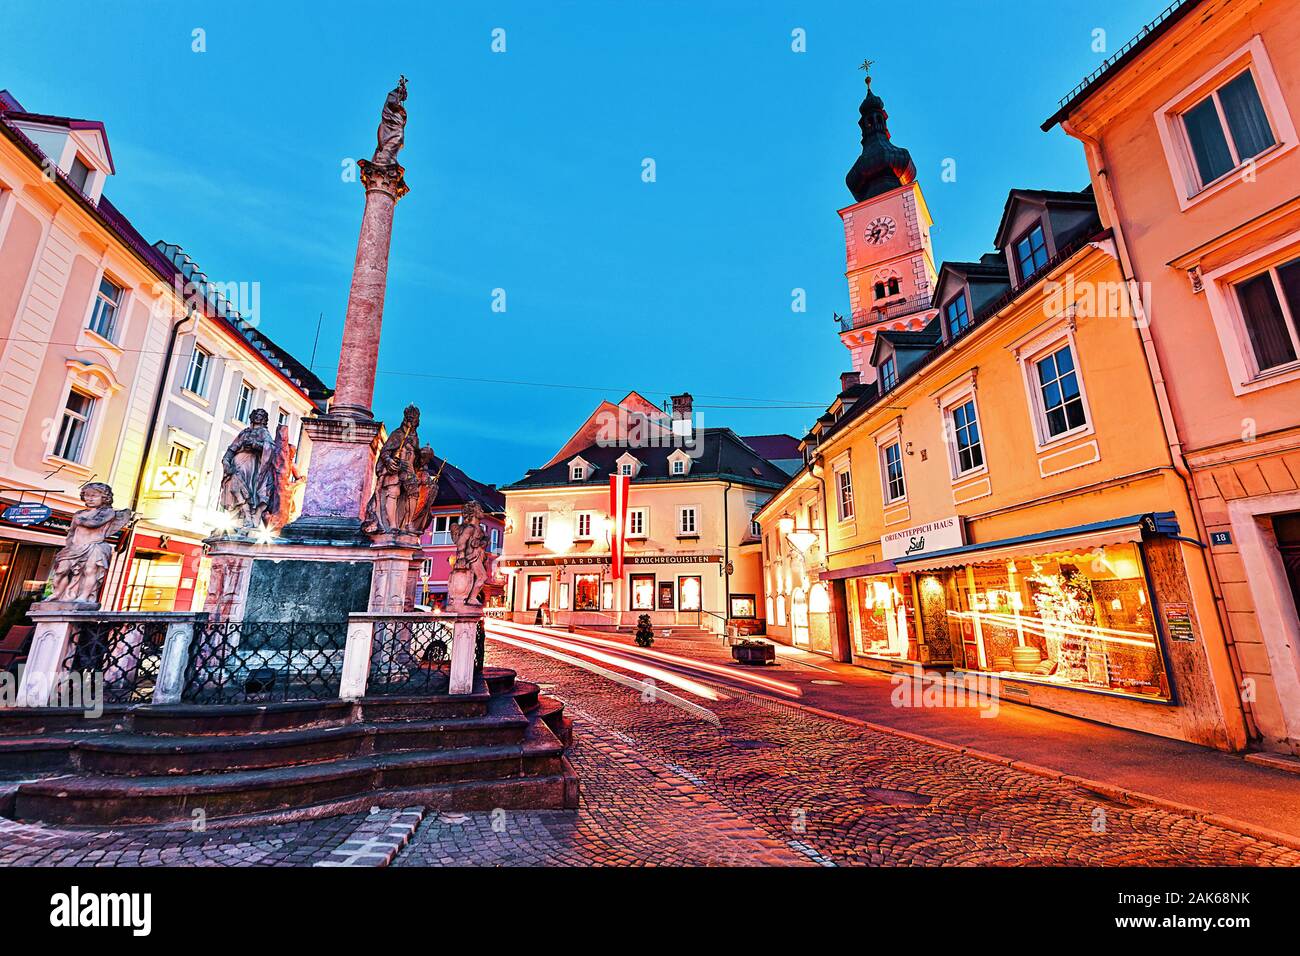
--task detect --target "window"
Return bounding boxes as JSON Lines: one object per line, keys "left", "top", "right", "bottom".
{"left": 1035, "top": 345, "right": 1088, "bottom": 438}
{"left": 88, "top": 276, "right": 122, "bottom": 342}
{"left": 888, "top": 277, "right": 900, "bottom": 296}
{"left": 526, "top": 513, "right": 547, "bottom": 541}
{"left": 431, "top": 514, "right": 455, "bottom": 546}
{"left": 671, "top": 458, "right": 685, "bottom": 475}
{"left": 874, "top": 281, "right": 887, "bottom": 299}
{"left": 678, "top": 575, "right": 702, "bottom": 611}
{"left": 630, "top": 573, "right": 655, "bottom": 610}
{"left": 627, "top": 507, "right": 647, "bottom": 538}
{"left": 1233, "top": 257, "right": 1300, "bottom": 373}
{"left": 573, "top": 573, "right": 601, "bottom": 611}
{"left": 1182, "top": 69, "right": 1276, "bottom": 188}
{"left": 570, "top": 464, "right": 585, "bottom": 481}
{"left": 525, "top": 575, "right": 551, "bottom": 611}
{"left": 881, "top": 441, "right": 906, "bottom": 503}
{"left": 67, "top": 155, "right": 92, "bottom": 192}
{"left": 575, "top": 512, "right": 593, "bottom": 539}
{"left": 878, "top": 356, "right": 898, "bottom": 391}
{"left": 53, "top": 390, "right": 95, "bottom": 463}
{"left": 278, "top": 409, "right": 290, "bottom": 430}
{"left": 1014, "top": 224, "right": 1049, "bottom": 282}
{"left": 948, "top": 399, "right": 984, "bottom": 474}
{"left": 166, "top": 442, "right": 193, "bottom": 468}
{"left": 750, "top": 514, "right": 761, "bottom": 538}
{"left": 677, "top": 506, "right": 698, "bottom": 536}
{"left": 944, "top": 293, "right": 971, "bottom": 338}
{"left": 489, "top": 527, "right": 501, "bottom": 552}
{"left": 835, "top": 465, "right": 855, "bottom": 521}
{"left": 183, "top": 345, "right": 211, "bottom": 396}
{"left": 620, "top": 462, "right": 633, "bottom": 475}
{"left": 730, "top": 594, "right": 756, "bottom": 619}
{"left": 234, "top": 381, "right": 254, "bottom": 423}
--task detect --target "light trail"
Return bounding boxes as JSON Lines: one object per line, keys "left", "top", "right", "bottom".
{"left": 487, "top": 629, "right": 721, "bottom": 726}
{"left": 487, "top": 620, "right": 725, "bottom": 702}
{"left": 486, "top": 620, "right": 803, "bottom": 699}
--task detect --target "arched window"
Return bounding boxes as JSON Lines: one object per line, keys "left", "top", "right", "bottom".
{"left": 873, "top": 282, "right": 887, "bottom": 299}
{"left": 887, "top": 277, "right": 901, "bottom": 296}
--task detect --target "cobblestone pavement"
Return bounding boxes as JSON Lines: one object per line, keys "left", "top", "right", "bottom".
{"left": 393, "top": 639, "right": 1300, "bottom": 867}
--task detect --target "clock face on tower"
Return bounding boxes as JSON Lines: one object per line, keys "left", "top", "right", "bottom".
{"left": 864, "top": 216, "right": 897, "bottom": 245}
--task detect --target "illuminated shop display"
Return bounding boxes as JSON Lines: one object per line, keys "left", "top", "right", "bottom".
{"left": 947, "top": 542, "right": 1170, "bottom": 698}
{"left": 847, "top": 574, "right": 917, "bottom": 659}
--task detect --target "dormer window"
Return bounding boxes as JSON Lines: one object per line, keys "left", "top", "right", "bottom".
{"left": 1014, "top": 224, "right": 1049, "bottom": 283}
{"left": 672, "top": 459, "right": 685, "bottom": 475}
{"left": 878, "top": 356, "right": 898, "bottom": 391}
{"left": 667, "top": 449, "right": 692, "bottom": 477}
{"left": 944, "top": 292, "right": 971, "bottom": 339}
{"left": 615, "top": 452, "right": 642, "bottom": 478}
{"left": 567, "top": 456, "right": 593, "bottom": 482}
{"left": 67, "top": 155, "right": 92, "bottom": 192}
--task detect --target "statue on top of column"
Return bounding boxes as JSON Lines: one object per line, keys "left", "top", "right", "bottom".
{"left": 45, "top": 482, "right": 133, "bottom": 606}
{"left": 372, "top": 75, "right": 408, "bottom": 166}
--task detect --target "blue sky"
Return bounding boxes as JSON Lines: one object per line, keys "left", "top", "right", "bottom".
{"left": 3, "top": 0, "right": 1168, "bottom": 484}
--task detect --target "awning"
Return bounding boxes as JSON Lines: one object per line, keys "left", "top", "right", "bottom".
{"left": 893, "top": 512, "right": 1174, "bottom": 574}
{"left": 821, "top": 560, "right": 898, "bottom": 581}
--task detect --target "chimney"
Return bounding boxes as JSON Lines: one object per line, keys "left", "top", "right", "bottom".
{"left": 670, "top": 392, "right": 694, "bottom": 439}
{"left": 839, "top": 371, "right": 861, "bottom": 393}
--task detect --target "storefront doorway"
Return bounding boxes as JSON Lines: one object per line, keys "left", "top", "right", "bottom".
{"left": 121, "top": 550, "right": 183, "bottom": 611}
{"left": 791, "top": 588, "right": 809, "bottom": 646}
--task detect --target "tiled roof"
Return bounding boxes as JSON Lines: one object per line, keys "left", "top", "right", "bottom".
{"left": 738, "top": 433, "right": 801, "bottom": 461}
{"left": 429, "top": 456, "right": 506, "bottom": 513}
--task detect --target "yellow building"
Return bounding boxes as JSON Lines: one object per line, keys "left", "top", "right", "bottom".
{"left": 758, "top": 75, "right": 1247, "bottom": 749}
{"left": 499, "top": 392, "right": 796, "bottom": 634}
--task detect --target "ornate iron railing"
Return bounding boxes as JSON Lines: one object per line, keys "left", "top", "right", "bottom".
{"left": 182, "top": 621, "right": 348, "bottom": 705}
{"left": 61, "top": 619, "right": 170, "bottom": 705}
{"left": 366, "top": 617, "right": 454, "bottom": 696}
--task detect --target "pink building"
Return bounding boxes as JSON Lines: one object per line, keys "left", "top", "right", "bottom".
{"left": 414, "top": 457, "right": 506, "bottom": 611}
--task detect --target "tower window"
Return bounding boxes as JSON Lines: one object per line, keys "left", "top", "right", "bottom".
{"left": 887, "top": 277, "right": 901, "bottom": 296}
{"left": 874, "top": 282, "right": 887, "bottom": 299}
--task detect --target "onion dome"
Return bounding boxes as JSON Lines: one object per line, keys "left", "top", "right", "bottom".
{"left": 845, "top": 72, "right": 917, "bottom": 202}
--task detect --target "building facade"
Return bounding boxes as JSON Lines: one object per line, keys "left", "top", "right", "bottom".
{"left": 758, "top": 73, "right": 1248, "bottom": 749}
{"left": 0, "top": 90, "right": 325, "bottom": 623}
{"left": 415, "top": 457, "right": 506, "bottom": 612}
{"left": 499, "top": 392, "right": 793, "bottom": 634}
{"left": 1046, "top": 0, "right": 1300, "bottom": 755}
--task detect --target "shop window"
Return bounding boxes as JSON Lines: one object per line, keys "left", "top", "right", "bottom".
{"left": 775, "top": 594, "right": 787, "bottom": 627}
{"left": 848, "top": 577, "right": 913, "bottom": 658}
{"left": 573, "top": 573, "right": 601, "bottom": 611}
{"left": 730, "top": 594, "right": 756, "bottom": 619}
{"left": 630, "top": 573, "right": 655, "bottom": 610}
{"left": 678, "top": 575, "right": 702, "bottom": 611}
{"left": 122, "top": 551, "right": 182, "bottom": 612}
{"left": 602, "top": 582, "right": 613, "bottom": 610}
{"left": 658, "top": 581, "right": 675, "bottom": 610}
{"left": 948, "top": 542, "right": 1170, "bottom": 699}
{"left": 525, "top": 574, "right": 550, "bottom": 611}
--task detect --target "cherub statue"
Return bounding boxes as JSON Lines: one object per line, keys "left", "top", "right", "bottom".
{"left": 265, "top": 424, "right": 305, "bottom": 529}
{"left": 372, "top": 75, "right": 408, "bottom": 165}
{"left": 46, "top": 482, "right": 133, "bottom": 605}
{"left": 219, "top": 408, "right": 277, "bottom": 530}
{"left": 402, "top": 446, "right": 441, "bottom": 535}
{"left": 447, "top": 500, "right": 490, "bottom": 609}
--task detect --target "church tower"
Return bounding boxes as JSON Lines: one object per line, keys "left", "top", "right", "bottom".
{"left": 837, "top": 66, "right": 937, "bottom": 381}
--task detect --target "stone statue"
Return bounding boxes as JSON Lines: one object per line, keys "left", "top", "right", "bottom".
{"left": 404, "top": 446, "right": 441, "bottom": 536}
{"left": 219, "top": 408, "right": 277, "bottom": 530}
{"left": 446, "top": 500, "right": 489, "bottom": 610}
{"left": 46, "top": 482, "right": 133, "bottom": 606}
{"left": 363, "top": 404, "right": 422, "bottom": 536}
{"left": 372, "top": 75, "right": 408, "bottom": 166}
{"left": 265, "top": 424, "right": 305, "bottom": 529}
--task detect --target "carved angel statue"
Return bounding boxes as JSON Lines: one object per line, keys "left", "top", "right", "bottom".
{"left": 46, "top": 482, "right": 133, "bottom": 605}
{"left": 219, "top": 408, "right": 277, "bottom": 530}
{"left": 372, "top": 75, "right": 408, "bottom": 165}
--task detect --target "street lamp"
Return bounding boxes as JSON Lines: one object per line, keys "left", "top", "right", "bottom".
{"left": 778, "top": 513, "right": 818, "bottom": 555}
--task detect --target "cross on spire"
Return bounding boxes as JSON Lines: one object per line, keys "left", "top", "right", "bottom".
{"left": 859, "top": 58, "right": 875, "bottom": 86}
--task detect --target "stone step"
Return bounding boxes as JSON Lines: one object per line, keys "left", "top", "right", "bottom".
{"left": 14, "top": 730, "right": 568, "bottom": 826}
{"left": 131, "top": 699, "right": 356, "bottom": 736}
{"left": 0, "top": 735, "right": 83, "bottom": 777}
{"left": 509, "top": 680, "right": 540, "bottom": 713}
{"left": 0, "top": 707, "right": 129, "bottom": 737}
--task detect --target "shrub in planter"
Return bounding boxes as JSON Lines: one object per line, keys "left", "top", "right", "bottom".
{"left": 634, "top": 613, "right": 655, "bottom": 648}
{"left": 732, "top": 638, "right": 775, "bottom": 665}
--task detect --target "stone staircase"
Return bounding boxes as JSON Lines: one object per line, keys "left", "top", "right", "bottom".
{"left": 0, "top": 667, "right": 577, "bottom": 826}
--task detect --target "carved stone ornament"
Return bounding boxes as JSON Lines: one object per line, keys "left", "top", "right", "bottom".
{"left": 45, "top": 482, "right": 133, "bottom": 607}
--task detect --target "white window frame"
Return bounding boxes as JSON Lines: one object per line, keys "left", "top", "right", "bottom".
{"left": 935, "top": 372, "right": 988, "bottom": 481}
{"left": 87, "top": 273, "right": 124, "bottom": 343}
{"left": 1013, "top": 319, "right": 1095, "bottom": 451}
{"left": 489, "top": 527, "right": 501, "bottom": 553}
{"left": 431, "top": 514, "right": 455, "bottom": 546}
{"left": 570, "top": 464, "right": 585, "bottom": 481}
{"left": 525, "top": 512, "right": 548, "bottom": 542}
{"left": 234, "top": 380, "right": 254, "bottom": 423}
{"left": 52, "top": 388, "right": 97, "bottom": 464}
{"left": 1203, "top": 232, "right": 1300, "bottom": 395}
{"left": 183, "top": 344, "right": 212, "bottom": 398}
{"left": 677, "top": 505, "right": 699, "bottom": 536}
{"left": 626, "top": 506, "right": 648, "bottom": 538}
{"left": 44, "top": 361, "right": 119, "bottom": 471}
{"left": 574, "top": 510, "right": 595, "bottom": 540}
{"left": 832, "top": 454, "right": 855, "bottom": 522}
{"left": 879, "top": 438, "right": 907, "bottom": 505}
{"left": 1154, "top": 35, "right": 1297, "bottom": 211}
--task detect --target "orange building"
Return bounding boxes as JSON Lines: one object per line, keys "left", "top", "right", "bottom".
{"left": 1045, "top": 0, "right": 1300, "bottom": 757}
{"left": 758, "top": 70, "right": 1248, "bottom": 749}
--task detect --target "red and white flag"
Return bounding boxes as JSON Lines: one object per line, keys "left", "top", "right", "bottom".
{"left": 609, "top": 473, "right": 630, "bottom": 579}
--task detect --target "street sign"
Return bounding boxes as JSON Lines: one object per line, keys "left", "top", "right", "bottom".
{"left": 2, "top": 502, "right": 53, "bottom": 526}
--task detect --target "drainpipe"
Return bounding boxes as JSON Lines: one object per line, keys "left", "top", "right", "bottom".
{"left": 110, "top": 306, "right": 198, "bottom": 609}
{"left": 1063, "top": 120, "right": 1255, "bottom": 743}
{"left": 722, "top": 479, "right": 731, "bottom": 636}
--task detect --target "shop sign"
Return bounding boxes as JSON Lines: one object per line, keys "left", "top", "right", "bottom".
{"left": 1164, "top": 602, "right": 1195, "bottom": 641}
{"left": 499, "top": 553, "right": 722, "bottom": 568}
{"left": 2, "top": 502, "right": 53, "bottom": 526}
{"left": 883, "top": 516, "right": 963, "bottom": 561}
